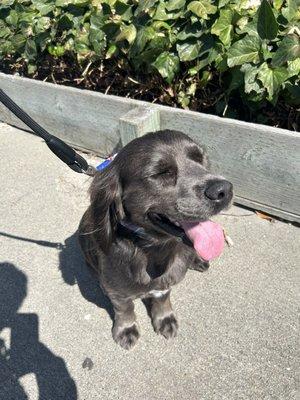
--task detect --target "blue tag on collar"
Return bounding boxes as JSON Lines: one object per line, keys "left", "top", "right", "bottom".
{"left": 96, "top": 154, "right": 117, "bottom": 171}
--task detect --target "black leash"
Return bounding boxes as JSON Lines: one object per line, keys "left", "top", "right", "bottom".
{"left": 0, "top": 88, "right": 95, "bottom": 176}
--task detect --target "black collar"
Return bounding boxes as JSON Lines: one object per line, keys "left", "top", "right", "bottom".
{"left": 117, "top": 219, "right": 193, "bottom": 248}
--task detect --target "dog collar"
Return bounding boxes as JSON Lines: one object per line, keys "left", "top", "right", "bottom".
{"left": 117, "top": 220, "right": 155, "bottom": 246}
{"left": 117, "top": 219, "right": 193, "bottom": 248}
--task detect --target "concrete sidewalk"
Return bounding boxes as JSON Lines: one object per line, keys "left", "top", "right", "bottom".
{"left": 0, "top": 123, "right": 299, "bottom": 400}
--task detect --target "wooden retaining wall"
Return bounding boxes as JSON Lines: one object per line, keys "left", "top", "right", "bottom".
{"left": 0, "top": 73, "right": 299, "bottom": 223}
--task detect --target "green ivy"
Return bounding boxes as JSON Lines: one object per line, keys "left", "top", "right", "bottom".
{"left": 0, "top": 0, "right": 299, "bottom": 110}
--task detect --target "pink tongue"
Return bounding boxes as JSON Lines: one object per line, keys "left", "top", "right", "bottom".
{"left": 181, "top": 220, "right": 224, "bottom": 261}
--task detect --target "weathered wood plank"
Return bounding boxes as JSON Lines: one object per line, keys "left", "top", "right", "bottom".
{"left": 0, "top": 73, "right": 139, "bottom": 155}
{"left": 234, "top": 196, "right": 299, "bottom": 223}
{"left": 119, "top": 107, "right": 160, "bottom": 145}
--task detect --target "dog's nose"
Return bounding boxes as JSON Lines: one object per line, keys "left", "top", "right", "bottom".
{"left": 204, "top": 179, "right": 233, "bottom": 202}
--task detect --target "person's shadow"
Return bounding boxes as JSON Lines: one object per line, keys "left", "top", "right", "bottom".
{"left": 58, "top": 231, "right": 114, "bottom": 319}
{"left": 0, "top": 262, "right": 77, "bottom": 400}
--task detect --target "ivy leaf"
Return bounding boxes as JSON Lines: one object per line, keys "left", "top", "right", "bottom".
{"left": 102, "top": 22, "right": 120, "bottom": 40}
{"left": 257, "top": 0, "right": 278, "bottom": 40}
{"left": 24, "top": 39, "right": 37, "bottom": 61}
{"left": 237, "top": 14, "right": 259, "bottom": 37}
{"left": 74, "top": 32, "right": 90, "bottom": 55}
{"left": 285, "top": 82, "right": 300, "bottom": 105}
{"left": 177, "top": 22, "right": 203, "bottom": 40}
{"left": 90, "top": 13, "right": 107, "bottom": 30}
{"left": 236, "top": 16, "right": 248, "bottom": 31}
{"left": 31, "top": 0, "right": 55, "bottom": 16}
{"left": 115, "top": 24, "right": 136, "bottom": 44}
{"left": 272, "top": 34, "right": 300, "bottom": 66}
{"left": 129, "top": 26, "right": 156, "bottom": 56}
{"left": 211, "top": 9, "right": 234, "bottom": 46}
{"left": 0, "top": 0, "right": 15, "bottom": 8}
{"left": 187, "top": 0, "right": 217, "bottom": 20}
{"left": 5, "top": 10, "right": 19, "bottom": 27}
{"left": 115, "top": 1, "right": 133, "bottom": 21}
{"left": 106, "top": 43, "right": 117, "bottom": 58}
{"left": 74, "top": 42, "right": 90, "bottom": 54}
{"left": 47, "top": 44, "right": 65, "bottom": 57}
{"left": 11, "top": 34, "right": 27, "bottom": 52}
{"left": 34, "top": 16, "right": 51, "bottom": 34}
{"left": 0, "top": 26, "right": 11, "bottom": 39}
{"left": 154, "top": 2, "right": 183, "bottom": 20}
{"left": 55, "top": 0, "right": 88, "bottom": 5}
{"left": 282, "top": 0, "right": 300, "bottom": 22}
{"left": 35, "top": 31, "right": 51, "bottom": 51}
{"left": 218, "top": 0, "right": 231, "bottom": 8}
{"left": 152, "top": 21, "right": 172, "bottom": 31}
{"left": 273, "top": 0, "right": 284, "bottom": 10}
{"left": 227, "top": 67, "right": 244, "bottom": 93}
{"left": 287, "top": 58, "right": 300, "bottom": 77}
{"left": 138, "top": 34, "right": 170, "bottom": 65}
{"left": 27, "top": 63, "right": 37, "bottom": 75}
{"left": 188, "top": 44, "right": 218, "bottom": 74}
{"left": 89, "top": 29, "right": 106, "bottom": 55}
{"left": 6, "top": 10, "right": 18, "bottom": 26}
{"left": 241, "top": 63, "right": 261, "bottom": 94}
{"left": 176, "top": 41, "right": 201, "bottom": 61}
{"left": 257, "top": 62, "right": 289, "bottom": 98}
{"left": 178, "top": 90, "right": 190, "bottom": 108}
{"left": 227, "top": 35, "right": 261, "bottom": 67}
{"left": 55, "top": 0, "right": 73, "bottom": 6}
{"left": 165, "top": 0, "right": 186, "bottom": 11}
{"left": 134, "top": 0, "right": 158, "bottom": 16}
{"left": 152, "top": 51, "right": 179, "bottom": 83}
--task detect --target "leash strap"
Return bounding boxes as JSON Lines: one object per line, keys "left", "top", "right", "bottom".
{"left": 0, "top": 88, "right": 95, "bottom": 176}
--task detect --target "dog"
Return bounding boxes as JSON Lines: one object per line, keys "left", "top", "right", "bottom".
{"left": 79, "top": 130, "right": 233, "bottom": 350}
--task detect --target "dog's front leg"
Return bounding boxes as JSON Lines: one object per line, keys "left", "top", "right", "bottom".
{"left": 149, "top": 291, "right": 178, "bottom": 339}
{"left": 189, "top": 256, "right": 210, "bottom": 272}
{"left": 110, "top": 296, "right": 140, "bottom": 350}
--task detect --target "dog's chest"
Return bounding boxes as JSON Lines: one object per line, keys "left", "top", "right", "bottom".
{"left": 147, "top": 289, "right": 170, "bottom": 298}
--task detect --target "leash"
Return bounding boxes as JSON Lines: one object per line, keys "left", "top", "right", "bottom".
{"left": 0, "top": 88, "right": 96, "bottom": 176}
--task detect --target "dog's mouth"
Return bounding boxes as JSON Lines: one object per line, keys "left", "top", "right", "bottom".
{"left": 148, "top": 212, "right": 189, "bottom": 241}
{"left": 147, "top": 212, "right": 225, "bottom": 262}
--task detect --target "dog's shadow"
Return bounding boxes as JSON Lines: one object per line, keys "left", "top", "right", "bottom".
{"left": 59, "top": 232, "right": 114, "bottom": 320}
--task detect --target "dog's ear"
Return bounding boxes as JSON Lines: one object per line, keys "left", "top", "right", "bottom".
{"left": 89, "top": 163, "right": 124, "bottom": 254}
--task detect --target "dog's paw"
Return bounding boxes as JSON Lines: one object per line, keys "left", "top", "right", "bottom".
{"left": 189, "top": 259, "right": 209, "bottom": 272}
{"left": 113, "top": 324, "right": 140, "bottom": 350}
{"left": 153, "top": 314, "right": 178, "bottom": 339}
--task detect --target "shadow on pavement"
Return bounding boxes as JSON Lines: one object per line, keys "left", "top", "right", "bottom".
{"left": 0, "top": 229, "right": 114, "bottom": 321}
{"left": 0, "top": 262, "right": 78, "bottom": 400}
{"left": 58, "top": 231, "right": 114, "bottom": 320}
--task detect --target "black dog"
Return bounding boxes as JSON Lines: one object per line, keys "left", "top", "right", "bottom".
{"left": 79, "top": 130, "right": 233, "bottom": 350}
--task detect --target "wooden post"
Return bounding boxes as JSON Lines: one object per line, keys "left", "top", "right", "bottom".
{"left": 119, "top": 107, "right": 160, "bottom": 146}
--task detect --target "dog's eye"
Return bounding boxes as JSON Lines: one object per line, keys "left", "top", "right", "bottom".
{"left": 151, "top": 167, "right": 176, "bottom": 184}
{"left": 149, "top": 160, "right": 177, "bottom": 185}
{"left": 187, "top": 146, "right": 203, "bottom": 164}
{"left": 158, "top": 169, "right": 173, "bottom": 176}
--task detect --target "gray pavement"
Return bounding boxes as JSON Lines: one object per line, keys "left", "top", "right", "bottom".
{"left": 0, "top": 123, "right": 299, "bottom": 400}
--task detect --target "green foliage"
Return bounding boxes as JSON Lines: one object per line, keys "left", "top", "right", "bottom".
{"left": 257, "top": 0, "right": 278, "bottom": 40}
{"left": 0, "top": 0, "right": 299, "bottom": 111}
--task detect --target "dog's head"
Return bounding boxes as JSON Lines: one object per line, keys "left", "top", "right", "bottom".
{"left": 89, "top": 130, "right": 233, "bottom": 255}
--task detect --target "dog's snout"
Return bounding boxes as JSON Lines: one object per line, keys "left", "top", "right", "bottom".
{"left": 204, "top": 179, "right": 233, "bottom": 202}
